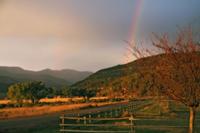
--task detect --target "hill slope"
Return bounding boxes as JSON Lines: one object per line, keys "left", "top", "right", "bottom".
{"left": 71, "top": 54, "right": 164, "bottom": 95}
{"left": 72, "top": 53, "right": 200, "bottom": 97}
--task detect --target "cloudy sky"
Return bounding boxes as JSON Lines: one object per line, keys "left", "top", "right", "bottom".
{"left": 0, "top": 0, "right": 199, "bottom": 72}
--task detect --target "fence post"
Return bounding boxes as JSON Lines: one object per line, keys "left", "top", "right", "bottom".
{"left": 122, "top": 107, "right": 125, "bottom": 113}
{"left": 104, "top": 112, "right": 107, "bottom": 118}
{"left": 115, "top": 110, "right": 118, "bottom": 117}
{"left": 97, "top": 112, "right": 101, "bottom": 118}
{"left": 83, "top": 116, "right": 87, "bottom": 125}
{"left": 89, "top": 113, "right": 92, "bottom": 123}
{"left": 77, "top": 113, "right": 80, "bottom": 123}
{"left": 98, "top": 113, "right": 101, "bottom": 118}
{"left": 110, "top": 110, "right": 113, "bottom": 117}
{"left": 119, "top": 107, "right": 122, "bottom": 116}
{"left": 129, "top": 115, "right": 135, "bottom": 133}
{"left": 61, "top": 114, "right": 65, "bottom": 131}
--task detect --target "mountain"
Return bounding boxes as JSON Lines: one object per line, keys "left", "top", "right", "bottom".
{"left": 0, "top": 67, "right": 92, "bottom": 98}
{"left": 71, "top": 54, "right": 164, "bottom": 95}
{"left": 38, "top": 69, "right": 92, "bottom": 84}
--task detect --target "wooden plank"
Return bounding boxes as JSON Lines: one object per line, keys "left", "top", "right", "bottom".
{"left": 60, "top": 123, "right": 131, "bottom": 127}
{"left": 60, "top": 116, "right": 194, "bottom": 121}
{"left": 60, "top": 125, "right": 199, "bottom": 129}
{"left": 60, "top": 129, "right": 129, "bottom": 133}
{"left": 60, "top": 117, "right": 130, "bottom": 120}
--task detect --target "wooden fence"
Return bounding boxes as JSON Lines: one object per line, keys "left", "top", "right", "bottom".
{"left": 60, "top": 114, "right": 135, "bottom": 133}
{"left": 59, "top": 100, "right": 200, "bottom": 133}
{"left": 60, "top": 114, "right": 200, "bottom": 133}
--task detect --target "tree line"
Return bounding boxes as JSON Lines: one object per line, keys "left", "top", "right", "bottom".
{"left": 6, "top": 81, "right": 96, "bottom": 106}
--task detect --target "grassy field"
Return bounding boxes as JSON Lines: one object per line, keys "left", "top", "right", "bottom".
{"left": 0, "top": 99, "right": 200, "bottom": 133}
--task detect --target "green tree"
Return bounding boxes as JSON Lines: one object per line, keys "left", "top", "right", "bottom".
{"left": 25, "top": 81, "right": 49, "bottom": 104}
{"left": 70, "top": 87, "right": 96, "bottom": 101}
{"left": 61, "top": 86, "right": 72, "bottom": 97}
{"left": 7, "top": 81, "right": 49, "bottom": 105}
{"left": 7, "top": 83, "right": 27, "bottom": 106}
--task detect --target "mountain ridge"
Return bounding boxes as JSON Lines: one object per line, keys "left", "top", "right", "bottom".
{"left": 0, "top": 66, "right": 93, "bottom": 98}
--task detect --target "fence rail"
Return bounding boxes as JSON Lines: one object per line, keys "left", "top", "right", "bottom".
{"left": 60, "top": 129, "right": 130, "bottom": 133}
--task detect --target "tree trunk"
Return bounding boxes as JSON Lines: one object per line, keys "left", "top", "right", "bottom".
{"left": 84, "top": 96, "right": 89, "bottom": 103}
{"left": 31, "top": 99, "right": 39, "bottom": 104}
{"left": 189, "top": 107, "right": 196, "bottom": 133}
{"left": 31, "top": 99, "right": 35, "bottom": 104}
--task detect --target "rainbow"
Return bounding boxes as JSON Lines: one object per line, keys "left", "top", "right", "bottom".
{"left": 124, "top": 0, "right": 144, "bottom": 63}
{"left": 129, "top": 0, "right": 144, "bottom": 42}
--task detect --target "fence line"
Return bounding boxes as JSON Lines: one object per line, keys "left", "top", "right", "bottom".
{"left": 60, "top": 114, "right": 135, "bottom": 133}
{"left": 59, "top": 100, "right": 200, "bottom": 132}
{"left": 60, "top": 115, "right": 200, "bottom": 132}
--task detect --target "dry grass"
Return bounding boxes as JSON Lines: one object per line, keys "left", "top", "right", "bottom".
{"left": 0, "top": 97, "right": 109, "bottom": 104}
{"left": 0, "top": 103, "right": 88, "bottom": 119}
{"left": 90, "top": 97, "right": 109, "bottom": 100}
{"left": 0, "top": 101, "right": 115, "bottom": 119}
{"left": 0, "top": 97, "right": 83, "bottom": 104}
{"left": 40, "top": 97, "right": 84, "bottom": 103}
{"left": 0, "top": 99, "right": 9, "bottom": 104}
{"left": 0, "top": 96, "right": 112, "bottom": 119}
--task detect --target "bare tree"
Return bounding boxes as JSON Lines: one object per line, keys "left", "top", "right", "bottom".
{"left": 129, "top": 28, "right": 200, "bottom": 133}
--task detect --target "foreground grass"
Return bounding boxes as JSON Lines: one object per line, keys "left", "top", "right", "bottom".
{"left": 1, "top": 100, "right": 200, "bottom": 133}
{"left": 60, "top": 99, "right": 200, "bottom": 133}
{"left": 0, "top": 101, "right": 127, "bottom": 133}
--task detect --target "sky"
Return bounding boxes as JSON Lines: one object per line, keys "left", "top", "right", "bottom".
{"left": 0, "top": 0, "right": 199, "bottom": 72}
